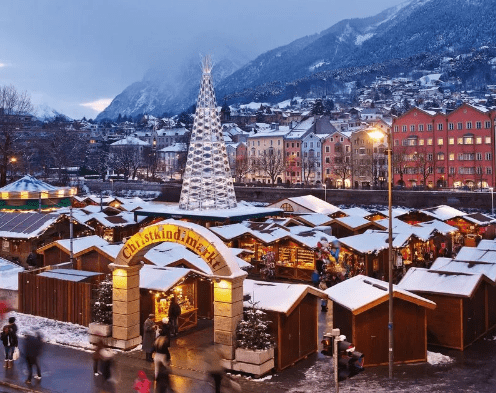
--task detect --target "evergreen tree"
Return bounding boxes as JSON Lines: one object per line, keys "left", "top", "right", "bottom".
{"left": 312, "top": 99, "right": 324, "bottom": 115}
{"left": 236, "top": 300, "right": 273, "bottom": 350}
{"left": 92, "top": 275, "right": 113, "bottom": 324}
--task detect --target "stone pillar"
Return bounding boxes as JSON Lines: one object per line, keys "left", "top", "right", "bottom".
{"left": 213, "top": 275, "right": 244, "bottom": 366}
{"left": 109, "top": 263, "right": 142, "bottom": 350}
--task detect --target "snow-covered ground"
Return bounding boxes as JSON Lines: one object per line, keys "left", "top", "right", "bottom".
{"left": 427, "top": 351, "right": 454, "bottom": 365}
{"left": 6, "top": 312, "right": 92, "bottom": 351}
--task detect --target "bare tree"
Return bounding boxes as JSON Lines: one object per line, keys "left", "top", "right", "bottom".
{"left": 412, "top": 146, "right": 433, "bottom": 187}
{"left": 302, "top": 154, "right": 318, "bottom": 185}
{"left": 0, "top": 85, "right": 33, "bottom": 185}
{"left": 109, "top": 146, "right": 144, "bottom": 181}
{"left": 257, "top": 150, "right": 286, "bottom": 185}
{"left": 332, "top": 145, "right": 353, "bottom": 188}
{"left": 392, "top": 144, "right": 410, "bottom": 187}
{"left": 234, "top": 154, "right": 250, "bottom": 183}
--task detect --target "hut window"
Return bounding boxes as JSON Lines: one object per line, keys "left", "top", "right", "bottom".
{"left": 281, "top": 203, "right": 294, "bottom": 212}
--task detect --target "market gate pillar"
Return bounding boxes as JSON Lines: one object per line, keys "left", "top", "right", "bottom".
{"left": 109, "top": 220, "right": 246, "bottom": 360}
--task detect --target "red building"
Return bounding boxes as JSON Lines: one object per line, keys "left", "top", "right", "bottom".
{"left": 392, "top": 104, "right": 496, "bottom": 188}
{"left": 322, "top": 131, "right": 352, "bottom": 188}
{"left": 283, "top": 130, "right": 308, "bottom": 184}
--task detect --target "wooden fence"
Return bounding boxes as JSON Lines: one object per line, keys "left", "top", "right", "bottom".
{"left": 18, "top": 271, "right": 97, "bottom": 326}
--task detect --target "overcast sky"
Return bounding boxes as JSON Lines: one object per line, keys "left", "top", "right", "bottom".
{"left": 0, "top": 0, "right": 405, "bottom": 119}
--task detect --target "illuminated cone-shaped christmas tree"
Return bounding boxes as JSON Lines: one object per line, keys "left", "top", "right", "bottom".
{"left": 179, "top": 56, "right": 237, "bottom": 210}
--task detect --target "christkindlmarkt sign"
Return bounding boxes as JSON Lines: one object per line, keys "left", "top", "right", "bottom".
{"left": 115, "top": 223, "right": 232, "bottom": 276}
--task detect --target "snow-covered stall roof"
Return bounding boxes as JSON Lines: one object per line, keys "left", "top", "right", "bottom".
{"left": 295, "top": 214, "right": 333, "bottom": 227}
{"left": 0, "top": 175, "right": 76, "bottom": 200}
{"left": 325, "top": 275, "right": 435, "bottom": 314}
{"left": 430, "top": 259, "right": 496, "bottom": 282}
{"left": 398, "top": 268, "right": 487, "bottom": 297}
{"left": 332, "top": 216, "right": 380, "bottom": 230}
{"left": 139, "top": 266, "right": 208, "bottom": 292}
{"left": 0, "top": 212, "right": 63, "bottom": 239}
{"left": 274, "top": 195, "right": 341, "bottom": 215}
{"left": 338, "top": 232, "right": 389, "bottom": 254}
{"left": 476, "top": 240, "right": 496, "bottom": 251}
{"left": 40, "top": 235, "right": 110, "bottom": 255}
{"left": 464, "top": 212, "right": 496, "bottom": 226}
{"left": 420, "top": 205, "right": 466, "bottom": 221}
{"left": 379, "top": 207, "right": 410, "bottom": 218}
{"left": 341, "top": 207, "right": 373, "bottom": 218}
{"left": 0, "top": 258, "right": 24, "bottom": 290}
{"left": 243, "top": 279, "right": 326, "bottom": 315}
{"left": 419, "top": 220, "right": 458, "bottom": 235}
{"left": 454, "top": 247, "right": 496, "bottom": 264}
{"left": 38, "top": 268, "right": 103, "bottom": 282}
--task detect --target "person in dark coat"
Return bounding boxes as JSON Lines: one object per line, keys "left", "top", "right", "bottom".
{"left": 92, "top": 338, "right": 105, "bottom": 376}
{"left": 143, "top": 314, "right": 156, "bottom": 362}
{"left": 154, "top": 318, "right": 173, "bottom": 391}
{"left": 23, "top": 330, "right": 43, "bottom": 383}
{"left": 168, "top": 297, "right": 181, "bottom": 337}
{"left": 1, "top": 325, "right": 17, "bottom": 368}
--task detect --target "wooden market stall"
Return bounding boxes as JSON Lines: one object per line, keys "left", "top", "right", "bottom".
{"left": 139, "top": 266, "right": 213, "bottom": 335}
{"left": 398, "top": 268, "right": 494, "bottom": 350}
{"left": 242, "top": 279, "right": 327, "bottom": 371}
{"left": 329, "top": 216, "right": 385, "bottom": 238}
{"left": 325, "top": 275, "right": 436, "bottom": 366}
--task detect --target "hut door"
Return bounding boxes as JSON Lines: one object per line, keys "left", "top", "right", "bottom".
{"left": 280, "top": 310, "right": 300, "bottom": 369}
{"left": 197, "top": 279, "right": 213, "bottom": 319}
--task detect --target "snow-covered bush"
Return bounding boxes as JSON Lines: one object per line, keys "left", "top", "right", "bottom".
{"left": 236, "top": 301, "right": 273, "bottom": 351}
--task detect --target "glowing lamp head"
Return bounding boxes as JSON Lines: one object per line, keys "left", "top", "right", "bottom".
{"left": 367, "top": 129, "right": 385, "bottom": 141}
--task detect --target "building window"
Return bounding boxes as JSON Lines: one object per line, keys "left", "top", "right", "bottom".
{"left": 394, "top": 125, "right": 399, "bottom": 132}
{"left": 419, "top": 139, "right": 424, "bottom": 146}
{"left": 297, "top": 143, "right": 300, "bottom": 148}
{"left": 281, "top": 203, "right": 294, "bottom": 212}
{"left": 304, "top": 143, "right": 307, "bottom": 148}
{"left": 402, "top": 125, "right": 407, "bottom": 132}
{"left": 476, "top": 121, "right": 482, "bottom": 129}
{"left": 485, "top": 121, "right": 491, "bottom": 129}
{"left": 457, "top": 122, "right": 463, "bottom": 130}
{"left": 437, "top": 153, "right": 445, "bottom": 160}
{"left": 418, "top": 124, "right": 424, "bottom": 132}
{"left": 427, "top": 138, "right": 433, "bottom": 145}
{"left": 449, "top": 167, "right": 455, "bottom": 174}
{"left": 394, "top": 139, "right": 399, "bottom": 146}
{"left": 427, "top": 153, "right": 433, "bottom": 161}
{"left": 457, "top": 137, "right": 463, "bottom": 144}
{"left": 410, "top": 125, "right": 415, "bottom": 132}
{"left": 325, "top": 146, "right": 330, "bottom": 153}
{"left": 486, "top": 137, "right": 491, "bottom": 144}
{"left": 437, "top": 167, "right": 445, "bottom": 174}
{"left": 427, "top": 124, "right": 433, "bottom": 131}
{"left": 476, "top": 137, "right": 482, "bottom": 144}
{"left": 286, "top": 143, "right": 289, "bottom": 148}
{"left": 464, "top": 136, "right": 473, "bottom": 144}
{"left": 466, "top": 122, "right": 472, "bottom": 130}
{"left": 487, "top": 167, "right": 492, "bottom": 175}
{"left": 486, "top": 153, "right": 492, "bottom": 160}
{"left": 476, "top": 153, "right": 482, "bottom": 160}
{"left": 448, "top": 122, "right": 454, "bottom": 130}
{"left": 449, "top": 153, "right": 455, "bottom": 161}
{"left": 437, "top": 138, "right": 443, "bottom": 145}
{"left": 325, "top": 157, "right": 330, "bottom": 163}
{"left": 408, "top": 138, "right": 417, "bottom": 146}
{"left": 449, "top": 137, "right": 454, "bottom": 145}
{"left": 437, "top": 123, "right": 443, "bottom": 131}
{"left": 476, "top": 167, "right": 482, "bottom": 175}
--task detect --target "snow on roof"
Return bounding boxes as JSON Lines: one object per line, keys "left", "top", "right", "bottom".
{"left": 333, "top": 216, "right": 374, "bottom": 230}
{"left": 398, "top": 268, "right": 485, "bottom": 297}
{"left": 431, "top": 259, "right": 496, "bottom": 282}
{"left": 295, "top": 214, "right": 333, "bottom": 227}
{"left": 379, "top": 207, "right": 410, "bottom": 218}
{"left": 476, "top": 240, "right": 496, "bottom": 251}
{"left": 0, "top": 212, "right": 62, "bottom": 239}
{"left": 341, "top": 207, "right": 372, "bottom": 218}
{"left": 375, "top": 217, "right": 413, "bottom": 232}
{"left": 139, "top": 266, "right": 202, "bottom": 292}
{"left": 0, "top": 175, "right": 60, "bottom": 193}
{"left": 52, "top": 235, "right": 110, "bottom": 255}
{"left": 287, "top": 227, "right": 336, "bottom": 248}
{"left": 159, "top": 143, "right": 188, "bottom": 153}
{"left": 243, "top": 279, "right": 326, "bottom": 314}
{"left": 0, "top": 258, "right": 24, "bottom": 290}
{"left": 325, "top": 275, "right": 435, "bottom": 313}
{"left": 286, "top": 195, "right": 341, "bottom": 214}
{"left": 420, "top": 205, "right": 466, "bottom": 221}
{"left": 338, "top": 232, "right": 389, "bottom": 254}
{"left": 111, "top": 136, "right": 150, "bottom": 146}
{"left": 143, "top": 242, "right": 212, "bottom": 273}
{"left": 455, "top": 247, "right": 496, "bottom": 263}
{"left": 38, "top": 268, "right": 102, "bottom": 282}
{"left": 419, "top": 220, "right": 458, "bottom": 235}
{"left": 464, "top": 213, "right": 496, "bottom": 226}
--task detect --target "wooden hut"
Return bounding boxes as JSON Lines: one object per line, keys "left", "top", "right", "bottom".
{"left": 268, "top": 195, "right": 343, "bottom": 217}
{"left": 398, "top": 268, "right": 494, "bottom": 350}
{"left": 139, "top": 266, "right": 213, "bottom": 334}
{"left": 329, "top": 216, "right": 385, "bottom": 238}
{"left": 242, "top": 279, "right": 327, "bottom": 371}
{"left": 325, "top": 275, "right": 436, "bottom": 367}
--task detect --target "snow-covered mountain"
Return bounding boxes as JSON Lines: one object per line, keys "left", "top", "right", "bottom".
{"left": 35, "top": 104, "right": 71, "bottom": 122}
{"left": 98, "top": 0, "right": 496, "bottom": 119}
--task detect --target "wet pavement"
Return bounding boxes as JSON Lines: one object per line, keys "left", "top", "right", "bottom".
{"left": 2, "top": 311, "right": 496, "bottom": 392}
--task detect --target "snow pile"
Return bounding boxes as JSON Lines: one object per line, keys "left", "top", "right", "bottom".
{"left": 8, "top": 312, "right": 92, "bottom": 350}
{"left": 427, "top": 351, "right": 453, "bottom": 365}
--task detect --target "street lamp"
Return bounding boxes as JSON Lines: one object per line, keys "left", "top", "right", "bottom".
{"left": 368, "top": 128, "right": 394, "bottom": 379}
{"left": 323, "top": 183, "right": 327, "bottom": 202}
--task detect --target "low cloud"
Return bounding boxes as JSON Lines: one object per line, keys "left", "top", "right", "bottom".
{"left": 80, "top": 98, "right": 113, "bottom": 113}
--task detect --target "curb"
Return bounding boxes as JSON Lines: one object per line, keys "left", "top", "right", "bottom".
{"left": 0, "top": 379, "right": 40, "bottom": 392}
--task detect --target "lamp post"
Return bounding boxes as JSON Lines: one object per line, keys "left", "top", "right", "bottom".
{"left": 368, "top": 128, "right": 394, "bottom": 379}
{"left": 323, "top": 183, "right": 327, "bottom": 202}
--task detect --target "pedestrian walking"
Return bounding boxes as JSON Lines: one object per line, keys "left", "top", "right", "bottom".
{"left": 143, "top": 314, "right": 156, "bottom": 362}
{"left": 23, "top": 329, "right": 43, "bottom": 384}
{"left": 96, "top": 348, "right": 115, "bottom": 393}
{"left": 319, "top": 280, "right": 328, "bottom": 312}
{"left": 154, "top": 318, "right": 171, "bottom": 379}
{"left": 1, "top": 324, "right": 17, "bottom": 368}
{"left": 92, "top": 338, "right": 105, "bottom": 376}
{"left": 168, "top": 297, "right": 181, "bottom": 337}
{"left": 155, "top": 360, "right": 174, "bottom": 393}
{"left": 205, "top": 347, "right": 224, "bottom": 393}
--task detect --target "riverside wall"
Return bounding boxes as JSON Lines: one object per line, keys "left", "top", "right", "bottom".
{"left": 84, "top": 181, "right": 489, "bottom": 211}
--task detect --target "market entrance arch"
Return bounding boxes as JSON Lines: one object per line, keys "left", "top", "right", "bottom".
{"left": 110, "top": 220, "right": 246, "bottom": 360}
